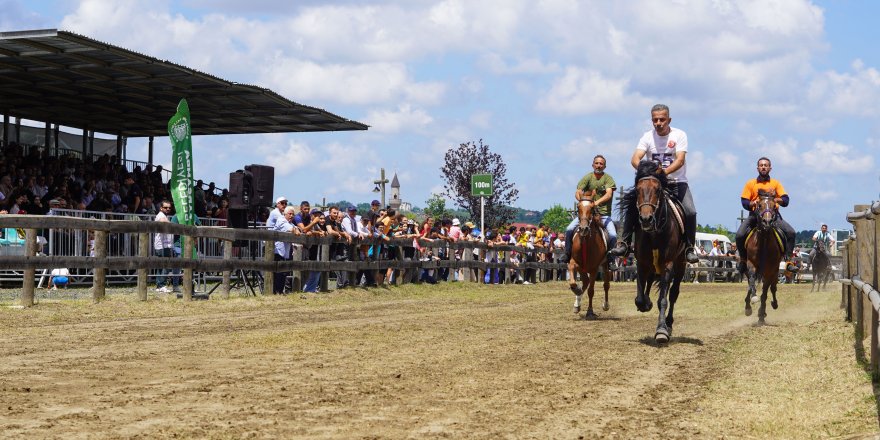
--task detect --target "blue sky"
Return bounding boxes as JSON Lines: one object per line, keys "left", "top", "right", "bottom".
{"left": 3, "top": 0, "right": 879, "bottom": 232}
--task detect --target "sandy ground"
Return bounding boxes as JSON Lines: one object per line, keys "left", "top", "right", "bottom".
{"left": 0, "top": 280, "right": 876, "bottom": 439}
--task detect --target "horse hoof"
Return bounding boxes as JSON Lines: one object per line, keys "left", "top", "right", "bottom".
{"left": 745, "top": 306, "right": 752, "bottom": 316}
{"left": 602, "top": 302, "right": 610, "bottom": 312}
{"left": 771, "top": 300, "right": 778, "bottom": 310}
{"left": 655, "top": 329, "right": 670, "bottom": 344}
{"left": 584, "top": 312, "right": 598, "bottom": 321}
{"left": 573, "top": 306, "right": 580, "bottom": 314}
{"left": 750, "top": 295, "right": 759, "bottom": 304}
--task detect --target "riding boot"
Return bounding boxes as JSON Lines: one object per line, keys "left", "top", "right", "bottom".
{"left": 737, "top": 250, "right": 747, "bottom": 274}
{"left": 564, "top": 228, "right": 574, "bottom": 262}
{"left": 608, "top": 240, "right": 629, "bottom": 257}
{"left": 607, "top": 255, "right": 617, "bottom": 271}
{"left": 683, "top": 215, "right": 699, "bottom": 264}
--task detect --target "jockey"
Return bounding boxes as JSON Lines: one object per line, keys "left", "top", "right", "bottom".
{"left": 809, "top": 223, "right": 832, "bottom": 263}
{"left": 735, "top": 157, "right": 797, "bottom": 274}
{"left": 563, "top": 154, "right": 617, "bottom": 267}
{"left": 609, "top": 104, "right": 699, "bottom": 264}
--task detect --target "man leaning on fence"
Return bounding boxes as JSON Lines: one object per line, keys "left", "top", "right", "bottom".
{"left": 153, "top": 201, "right": 178, "bottom": 293}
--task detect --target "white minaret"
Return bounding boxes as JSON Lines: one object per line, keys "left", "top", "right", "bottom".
{"left": 390, "top": 172, "right": 401, "bottom": 210}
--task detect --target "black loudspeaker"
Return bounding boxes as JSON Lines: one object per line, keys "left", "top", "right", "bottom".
{"left": 245, "top": 164, "right": 274, "bottom": 208}
{"left": 227, "top": 208, "right": 249, "bottom": 229}
{"left": 228, "top": 170, "right": 252, "bottom": 210}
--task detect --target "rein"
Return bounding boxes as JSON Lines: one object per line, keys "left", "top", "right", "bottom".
{"left": 637, "top": 176, "right": 668, "bottom": 231}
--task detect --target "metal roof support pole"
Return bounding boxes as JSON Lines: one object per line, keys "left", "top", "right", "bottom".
{"left": 14, "top": 117, "right": 20, "bottom": 143}
{"left": 88, "top": 130, "right": 95, "bottom": 161}
{"left": 81, "top": 127, "right": 88, "bottom": 157}
{"left": 148, "top": 136, "right": 154, "bottom": 166}
{"left": 2, "top": 114, "right": 8, "bottom": 147}
{"left": 44, "top": 121, "right": 50, "bottom": 150}
{"left": 116, "top": 134, "right": 122, "bottom": 162}
{"left": 53, "top": 124, "right": 59, "bottom": 157}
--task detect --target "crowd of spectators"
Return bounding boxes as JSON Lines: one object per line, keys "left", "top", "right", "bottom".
{"left": 0, "top": 142, "right": 228, "bottom": 223}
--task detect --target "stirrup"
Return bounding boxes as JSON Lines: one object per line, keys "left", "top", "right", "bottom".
{"left": 608, "top": 242, "right": 629, "bottom": 256}
{"left": 685, "top": 248, "right": 699, "bottom": 264}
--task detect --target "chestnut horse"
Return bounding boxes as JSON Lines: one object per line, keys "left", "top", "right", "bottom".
{"left": 744, "top": 189, "right": 783, "bottom": 323}
{"left": 618, "top": 161, "right": 686, "bottom": 343}
{"left": 569, "top": 197, "right": 610, "bottom": 320}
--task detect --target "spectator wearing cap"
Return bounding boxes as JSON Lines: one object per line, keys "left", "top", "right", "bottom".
{"left": 272, "top": 206, "right": 300, "bottom": 294}
{"left": 267, "top": 196, "right": 288, "bottom": 230}
{"left": 341, "top": 206, "right": 365, "bottom": 239}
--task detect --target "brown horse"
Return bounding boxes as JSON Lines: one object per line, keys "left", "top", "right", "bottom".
{"left": 744, "top": 189, "right": 783, "bottom": 323}
{"left": 569, "top": 196, "right": 610, "bottom": 320}
{"left": 618, "top": 161, "right": 686, "bottom": 343}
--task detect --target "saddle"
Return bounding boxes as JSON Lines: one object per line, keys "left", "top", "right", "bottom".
{"left": 665, "top": 193, "right": 685, "bottom": 235}
{"left": 745, "top": 225, "right": 785, "bottom": 254}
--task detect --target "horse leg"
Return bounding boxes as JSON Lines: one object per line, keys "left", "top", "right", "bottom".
{"left": 665, "top": 274, "right": 683, "bottom": 334}
{"left": 744, "top": 267, "right": 757, "bottom": 316}
{"left": 602, "top": 263, "right": 610, "bottom": 312}
{"left": 569, "top": 260, "right": 582, "bottom": 313}
{"left": 584, "top": 270, "right": 597, "bottom": 320}
{"left": 635, "top": 271, "right": 654, "bottom": 313}
{"left": 770, "top": 279, "right": 779, "bottom": 310}
{"left": 655, "top": 270, "right": 672, "bottom": 344}
{"left": 758, "top": 276, "right": 770, "bottom": 324}
{"left": 810, "top": 271, "right": 816, "bottom": 293}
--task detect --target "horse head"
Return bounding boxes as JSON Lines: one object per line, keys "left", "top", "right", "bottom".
{"left": 575, "top": 190, "right": 595, "bottom": 236}
{"left": 755, "top": 189, "right": 778, "bottom": 231}
{"left": 634, "top": 161, "right": 666, "bottom": 232}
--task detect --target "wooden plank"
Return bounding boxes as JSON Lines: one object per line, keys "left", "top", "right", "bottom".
{"left": 263, "top": 240, "right": 274, "bottom": 296}
{"left": 221, "top": 240, "right": 232, "bottom": 299}
{"left": 182, "top": 235, "right": 193, "bottom": 301}
{"left": 93, "top": 230, "right": 107, "bottom": 302}
{"left": 136, "top": 232, "right": 148, "bottom": 301}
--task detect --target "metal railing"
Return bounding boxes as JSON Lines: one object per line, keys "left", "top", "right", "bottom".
{"left": 841, "top": 200, "right": 880, "bottom": 379}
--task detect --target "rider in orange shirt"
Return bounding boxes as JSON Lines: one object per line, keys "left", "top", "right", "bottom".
{"left": 735, "top": 157, "right": 796, "bottom": 274}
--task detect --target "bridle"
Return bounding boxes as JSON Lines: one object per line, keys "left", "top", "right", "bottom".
{"left": 576, "top": 199, "right": 594, "bottom": 237}
{"left": 755, "top": 194, "right": 777, "bottom": 231}
{"left": 637, "top": 176, "right": 667, "bottom": 232}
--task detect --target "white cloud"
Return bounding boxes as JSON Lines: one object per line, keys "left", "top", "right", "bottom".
{"left": 808, "top": 60, "right": 880, "bottom": 117}
{"left": 480, "top": 53, "right": 561, "bottom": 75}
{"left": 538, "top": 68, "right": 650, "bottom": 115}
{"left": 363, "top": 104, "right": 434, "bottom": 134}
{"left": 255, "top": 138, "right": 314, "bottom": 175}
{"left": 801, "top": 140, "right": 875, "bottom": 174}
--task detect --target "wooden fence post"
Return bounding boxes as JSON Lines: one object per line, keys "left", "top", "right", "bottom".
{"left": 182, "top": 236, "right": 193, "bottom": 301}
{"left": 21, "top": 228, "right": 36, "bottom": 307}
{"left": 460, "top": 244, "right": 471, "bottom": 284}
{"left": 320, "top": 242, "right": 330, "bottom": 292}
{"left": 221, "top": 240, "right": 232, "bottom": 299}
{"left": 291, "top": 245, "right": 303, "bottom": 292}
{"left": 347, "top": 243, "right": 358, "bottom": 288}
{"left": 93, "top": 230, "right": 107, "bottom": 302}
{"left": 263, "top": 240, "right": 274, "bottom": 296}
{"left": 136, "top": 232, "right": 148, "bottom": 301}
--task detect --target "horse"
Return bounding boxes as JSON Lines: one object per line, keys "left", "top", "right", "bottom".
{"left": 743, "top": 189, "right": 783, "bottom": 323}
{"left": 618, "top": 161, "right": 686, "bottom": 343}
{"left": 810, "top": 240, "right": 831, "bottom": 292}
{"left": 568, "top": 194, "right": 610, "bottom": 320}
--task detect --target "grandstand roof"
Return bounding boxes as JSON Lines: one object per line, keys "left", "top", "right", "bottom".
{"left": 0, "top": 29, "right": 368, "bottom": 137}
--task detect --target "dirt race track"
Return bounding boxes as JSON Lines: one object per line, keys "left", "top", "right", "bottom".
{"left": 0, "top": 281, "right": 878, "bottom": 439}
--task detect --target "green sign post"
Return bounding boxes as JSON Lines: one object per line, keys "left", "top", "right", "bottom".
{"left": 471, "top": 174, "right": 493, "bottom": 240}
{"left": 471, "top": 174, "right": 493, "bottom": 197}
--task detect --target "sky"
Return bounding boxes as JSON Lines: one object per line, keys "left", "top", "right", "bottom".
{"left": 2, "top": 0, "right": 879, "bottom": 232}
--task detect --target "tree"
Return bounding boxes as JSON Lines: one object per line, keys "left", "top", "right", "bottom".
{"left": 423, "top": 193, "right": 452, "bottom": 220}
{"left": 440, "top": 139, "right": 518, "bottom": 229}
{"left": 541, "top": 204, "right": 572, "bottom": 233}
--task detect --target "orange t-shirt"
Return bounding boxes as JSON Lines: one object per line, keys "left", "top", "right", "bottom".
{"left": 740, "top": 178, "right": 787, "bottom": 202}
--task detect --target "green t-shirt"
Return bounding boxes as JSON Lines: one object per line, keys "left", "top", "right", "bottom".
{"left": 575, "top": 172, "right": 616, "bottom": 216}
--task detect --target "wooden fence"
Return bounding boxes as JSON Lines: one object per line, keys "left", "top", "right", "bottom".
{"left": 0, "top": 215, "right": 570, "bottom": 307}
{"left": 841, "top": 201, "right": 880, "bottom": 379}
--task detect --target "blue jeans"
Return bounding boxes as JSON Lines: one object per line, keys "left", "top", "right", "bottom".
{"left": 565, "top": 216, "right": 617, "bottom": 249}
{"left": 154, "top": 248, "right": 179, "bottom": 288}
{"left": 303, "top": 271, "right": 321, "bottom": 293}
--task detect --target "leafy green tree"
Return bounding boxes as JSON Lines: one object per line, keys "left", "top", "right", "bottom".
{"left": 424, "top": 193, "right": 452, "bottom": 220}
{"left": 541, "top": 204, "right": 572, "bottom": 233}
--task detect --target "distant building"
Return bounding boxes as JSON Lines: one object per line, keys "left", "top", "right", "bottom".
{"left": 390, "top": 172, "right": 401, "bottom": 211}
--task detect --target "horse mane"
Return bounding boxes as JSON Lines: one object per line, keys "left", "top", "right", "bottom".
{"left": 618, "top": 161, "right": 673, "bottom": 222}
{"left": 757, "top": 189, "right": 776, "bottom": 198}
{"left": 634, "top": 160, "right": 668, "bottom": 187}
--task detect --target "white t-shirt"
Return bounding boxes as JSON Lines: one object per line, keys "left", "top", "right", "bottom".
{"left": 51, "top": 268, "right": 70, "bottom": 277}
{"left": 636, "top": 127, "right": 689, "bottom": 183}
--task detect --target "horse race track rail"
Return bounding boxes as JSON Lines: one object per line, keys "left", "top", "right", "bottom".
{"left": 0, "top": 281, "right": 876, "bottom": 439}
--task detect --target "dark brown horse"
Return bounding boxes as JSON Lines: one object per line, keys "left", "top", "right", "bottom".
{"left": 744, "top": 189, "right": 783, "bottom": 323}
{"left": 810, "top": 240, "right": 831, "bottom": 292}
{"left": 569, "top": 195, "right": 610, "bottom": 320}
{"left": 618, "top": 161, "right": 686, "bottom": 343}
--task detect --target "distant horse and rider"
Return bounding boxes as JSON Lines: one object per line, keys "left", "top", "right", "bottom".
{"left": 568, "top": 191, "right": 610, "bottom": 320}
{"left": 742, "top": 189, "right": 785, "bottom": 323}
{"left": 617, "top": 160, "right": 687, "bottom": 343}
{"left": 810, "top": 239, "right": 832, "bottom": 292}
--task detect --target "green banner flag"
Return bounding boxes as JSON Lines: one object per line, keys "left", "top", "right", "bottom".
{"left": 168, "top": 98, "right": 196, "bottom": 257}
